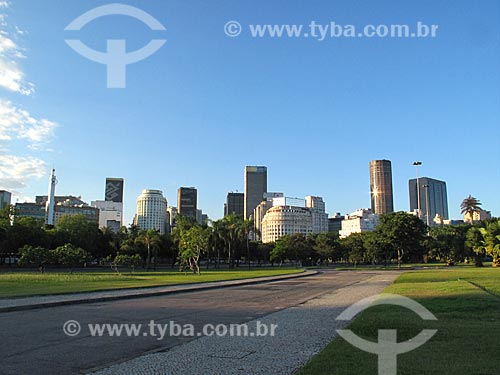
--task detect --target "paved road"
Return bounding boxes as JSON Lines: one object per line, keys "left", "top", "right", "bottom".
{"left": 0, "top": 270, "right": 395, "bottom": 374}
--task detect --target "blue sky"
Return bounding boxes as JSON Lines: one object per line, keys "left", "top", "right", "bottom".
{"left": 0, "top": 0, "right": 498, "bottom": 224}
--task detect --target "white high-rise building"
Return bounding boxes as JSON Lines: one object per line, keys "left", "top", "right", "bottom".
{"left": 135, "top": 189, "right": 168, "bottom": 234}
{"left": 305, "top": 196, "right": 328, "bottom": 233}
{"left": 91, "top": 200, "right": 123, "bottom": 232}
{"left": 339, "top": 208, "right": 379, "bottom": 238}
{"left": 261, "top": 205, "right": 313, "bottom": 243}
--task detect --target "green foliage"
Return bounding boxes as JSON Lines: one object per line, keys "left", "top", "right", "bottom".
{"left": 178, "top": 225, "right": 210, "bottom": 274}
{"left": 113, "top": 254, "right": 142, "bottom": 273}
{"left": 53, "top": 243, "right": 87, "bottom": 270}
{"left": 17, "top": 245, "right": 53, "bottom": 271}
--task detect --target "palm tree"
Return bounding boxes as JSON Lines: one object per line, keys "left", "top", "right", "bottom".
{"left": 221, "top": 214, "right": 241, "bottom": 268}
{"left": 479, "top": 220, "right": 500, "bottom": 267}
{"left": 240, "top": 219, "right": 255, "bottom": 269}
{"left": 136, "top": 229, "right": 161, "bottom": 270}
{"left": 461, "top": 195, "right": 482, "bottom": 223}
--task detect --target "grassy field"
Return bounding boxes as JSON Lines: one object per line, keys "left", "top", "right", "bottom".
{"left": 298, "top": 268, "right": 500, "bottom": 375}
{"left": 0, "top": 268, "right": 303, "bottom": 298}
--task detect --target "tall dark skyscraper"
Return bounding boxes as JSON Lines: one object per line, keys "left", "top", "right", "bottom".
{"left": 105, "top": 178, "right": 124, "bottom": 203}
{"left": 177, "top": 187, "right": 197, "bottom": 219}
{"left": 369, "top": 160, "right": 394, "bottom": 215}
{"left": 244, "top": 166, "right": 267, "bottom": 218}
{"left": 409, "top": 177, "right": 449, "bottom": 221}
{"left": 224, "top": 192, "right": 244, "bottom": 217}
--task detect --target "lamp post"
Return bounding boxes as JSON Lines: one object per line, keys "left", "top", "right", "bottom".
{"left": 423, "top": 184, "right": 430, "bottom": 228}
{"left": 412, "top": 161, "right": 422, "bottom": 219}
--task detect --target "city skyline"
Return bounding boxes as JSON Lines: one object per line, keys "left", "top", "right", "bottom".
{"left": 0, "top": 1, "right": 498, "bottom": 225}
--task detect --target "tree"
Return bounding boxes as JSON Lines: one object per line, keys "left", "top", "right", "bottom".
{"left": 178, "top": 226, "right": 209, "bottom": 274}
{"left": 460, "top": 195, "right": 482, "bottom": 223}
{"left": 313, "top": 232, "right": 343, "bottom": 266}
{"left": 466, "top": 226, "right": 485, "bottom": 267}
{"left": 240, "top": 219, "right": 255, "bottom": 269}
{"left": 136, "top": 229, "right": 161, "bottom": 270}
{"left": 342, "top": 233, "right": 366, "bottom": 267}
{"left": 376, "top": 212, "right": 427, "bottom": 267}
{"left": 113, "top": 254, "right": 142, "bottom": 274}
{"left": 17, "top": 245, "right": 53, "bottom": 273}
{"left": 53, "top": 244, "right": 87, "bottom": 272}
{"left": 56, "top": 215, "right": 101, "bottom": 257}
{"left": 479, "top": 220, "right": 500, "bottom": 267}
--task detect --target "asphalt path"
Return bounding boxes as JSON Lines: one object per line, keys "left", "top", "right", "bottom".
{"left": 0, "top": 270, "right": 394, "bottom": 374}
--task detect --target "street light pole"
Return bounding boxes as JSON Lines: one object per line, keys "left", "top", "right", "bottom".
{"left": 423, "top": 184, "right": 430, "bottom": 228}
{"left": 413, "top": 161, "right": 422, "bottom": 219}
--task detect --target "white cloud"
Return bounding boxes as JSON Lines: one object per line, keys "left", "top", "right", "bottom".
{"left": 0, "top": 98, "right": 58, "bottom": 145}
{"left": 0, "top": 154, "right": 45, "bottom": 190}
{"left": 0, "top": 3, "right": 33, "bottom": 95}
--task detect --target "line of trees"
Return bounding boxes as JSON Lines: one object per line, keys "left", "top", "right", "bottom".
{"left": 1, "top": 206, "right": 499, "bottom": 272}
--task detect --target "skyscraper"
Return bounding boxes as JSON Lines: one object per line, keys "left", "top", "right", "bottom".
{"left": 224, "top": 192, "right": 244, "bottom": 217}
{"left": 135, "top": 189, "right": 168, "bottom": 234}
{"left": 92, "top": 177, "right": 124, "bottom": 232}
{"left": 369, "top": 160, "right": 394, "bottom": 215}
{"left": 105, "top": 178, "right": 124, "bottom": 203}
{"left": 0, "top": 190, "right": 11, "bottom": 210}
{"left": 177, "top": 187, "right": 197, "bottom": 219}
{"left": 409, "top": 177, "right": 449, "bottom": 223}
{"left": 244, "top": 166, "right": 267, "bottom": 218}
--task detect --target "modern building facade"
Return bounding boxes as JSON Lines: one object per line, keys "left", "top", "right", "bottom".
{"left": 305, "top": 196, "right": 329, "bottom": 233}
{"left": 90, "top": 177, "right": 124, "bottom": 232}
{"left": 53, "top": 205, "right": 99, "bottom": 224}
{"left": 244, "top": 166, "right": 267, "bottom": 218}
{"left": 409, "top": 177, "right": 449, "bottom": 223}
{"left": 0, "top": 190, "right": 11, "bottom": 210}
{"left": 14, "top": 203, "right": 46, "bottom": 220}
{"left": 261, "top": 205, "right": 313, "bottom": 243}
{"left": 369, "top": 160, "right": 394, "bottom": 215}
{"left": 224, "top": 192, "right": 244, "bottom": 217}
{"left": 167, "top": 206, "right": 178, "bottom": 229}
{"left": 105, "top": 178, "right": 124, "bottom": 203}
{"left": 135, "top": 189, "right": 168, "bottom": 234}
{"left": 328, "top": 213, "right": 344, "bottom": 234}
{"left": 177, "top": 187, "right": 197, "bottom": 220}
{"left": 339, "top": 209, "right": 380, "bottom": 238}
{"left": 91, "top": 200, "right": 122, "bottom": 232}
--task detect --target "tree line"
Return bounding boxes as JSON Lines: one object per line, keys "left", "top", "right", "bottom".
{"left": 1, "top": 206, "right": 499, "bottom": 272}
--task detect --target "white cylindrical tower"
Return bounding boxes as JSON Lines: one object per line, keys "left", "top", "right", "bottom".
{"left": 46, "top": 168, "right": 57, "bottom": 225}
{"left": 135, "top": 189, "right": 167, "bottom": 234}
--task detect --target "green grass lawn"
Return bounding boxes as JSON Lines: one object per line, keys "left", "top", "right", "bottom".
{"left": 0, "top": 268, "right": 303, "bottom": 298}
{"left": 298, "top": 268, "right": 500, "bottom": 375}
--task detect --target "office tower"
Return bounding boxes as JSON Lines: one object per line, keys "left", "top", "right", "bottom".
{"left": 92, "top": 177, "right": 124, "bottom": 232}
{"left": 369, "top": 160, "right": 394, "bottom": 215}
{"left": 244, "top": 166, "right": 267, "bottom": 218}
{"left": 105, "top": 178, "right": 124, "bottom": 203}
{"left": 409, "top": 177, "right": 449, "bottom": 223}
{"left": 135, "top": 189, "right": 168, "bottom": 234}
{"left": 0, "top": 190, "right": 11, "bottom": 210}
{"left": 224, "top": 192, "right": 244, "bottom": 217}
{"left": 177, "top": 187, "right": 197, "bottom": 219}
{"left": 305, "top": 196, "right": 329, "bottom": 233}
